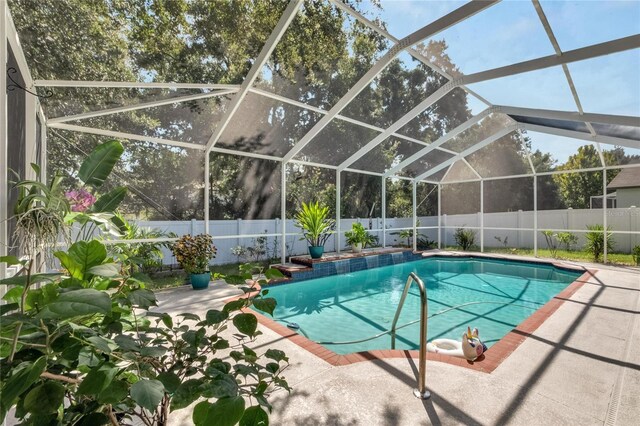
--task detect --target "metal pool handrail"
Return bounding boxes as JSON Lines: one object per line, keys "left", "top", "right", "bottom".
{"left": 391, "top": 272, "right": 430, "bottom": 400}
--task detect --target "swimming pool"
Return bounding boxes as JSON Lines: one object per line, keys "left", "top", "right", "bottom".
{"left": 259, "top": 257, "right": 582, "bottom": 355}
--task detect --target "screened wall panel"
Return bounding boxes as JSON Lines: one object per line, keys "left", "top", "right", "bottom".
{"left": 68, "top": 96, "right": 232, "bottom": 145}
{"left": 568, "top": 49, "right": 640, "bottom": 116}
{"left": 441, "top": 160, "right": 478, "bottom": 182}
{"left": 255, "top": 1, "right": 388, "bottom": 109}
{"left": 350, "top": 136, "right": 424, "bottom": 174}
{"left": 466, "top": 66, "right": 577, "bottom": 111}
{"left": 396, "top": 87, "right": 470, "bottom": 143}
{"left": 440, "top": 113, "right": 511, "bottom": 152}
{"left": 527, "top": 131, "right": 599, "bottom": 173}
{"left": 285, "top": 163, "right": 335, "bottom": 218}
{"left": 295, "top": 120, "right": 381, "bottom": 166}
{"left": 210, "top": 152, "right": 280, "bottom": 220}
{"left": 465, "top": 132, "right": 531, "bottom": 178}
{"left": 38, "top": 88, "right": 212, "bottom": 119}
{"left": 539, "top": 0, "right": 640, "bottom": 51}
{"left": 401, "top": 149, "right": 455, "bottom": 178}
{"left": 441, "top": 181, "right": 480, "bottom": 215}
{"left": 217, "top": 92, "right": 322, "bottom": 157}
{"left": 341, "top": 172, "right": 381, "bottom": 219}
{"left": 420, "top": 0, "right": 554, "bottom": 75}
{"left": 341, "top": 51, "right": 448, "bottom": 129}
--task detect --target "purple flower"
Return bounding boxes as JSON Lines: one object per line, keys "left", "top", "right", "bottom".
{"left": 65, "top": 188, "right": 97, "bottom": 212}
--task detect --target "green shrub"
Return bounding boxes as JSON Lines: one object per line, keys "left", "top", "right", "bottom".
{"left": 632, "top": 245, "right": 640, "bottom": 266}
{"left": 454, "top": 227, "right": 476, "bottom": 251}
{"left": 585, "top": 224, "right": 615, "bottom": 262}
{"left": 557, "top": 232, "right": 578, "bottom": 251}
{"left": 542, "top": 230, "right": 559, "bottom": 258}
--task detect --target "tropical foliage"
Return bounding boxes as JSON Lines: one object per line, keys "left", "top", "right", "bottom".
{"left": 294, "top": 201, "right": 335, "bottom": 247}
{"left": 454, "top": 227, "right": 476, "bottom": 251}
{"left": 171, "top": 234, "right": 218, "bottom": 275}
{"left": 344, "top": 222, "right": 376, "bottom": 249}
{"left": 585, "top": 224, "right": 615, "bottom": 262}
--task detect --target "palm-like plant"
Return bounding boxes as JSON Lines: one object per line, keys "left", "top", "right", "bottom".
{"left": 294, "top": 201, "right": 335, "bottom": 247}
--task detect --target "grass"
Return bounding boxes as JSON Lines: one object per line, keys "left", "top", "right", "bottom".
{"left": 476, "top": 247, "right": 636, "bottom": 266}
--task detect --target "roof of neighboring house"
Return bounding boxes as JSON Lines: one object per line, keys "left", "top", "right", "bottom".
{"left": 607, "top": 167, "right": 640, "bottom": 190}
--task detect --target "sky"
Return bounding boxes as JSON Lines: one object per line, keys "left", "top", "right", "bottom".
{"left": 357, "top": 0, "right": 640, "bottom": 164}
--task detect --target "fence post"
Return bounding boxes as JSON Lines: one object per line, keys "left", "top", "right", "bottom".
{"left": 442, "top": 214, "right": 447, "bottom": 248}
{"left": 190, "top": 219, "right": 196, "bottom": 235}
{"left": 517, "top": 210, "right": 522, "bottom": 248}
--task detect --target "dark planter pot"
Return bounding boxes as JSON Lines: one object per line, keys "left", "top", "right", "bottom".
{"left": 190, "top": 272, "right": 210, "bottom": 290}
{"left": 308, "top": 246, "right": 324, "bottom": 259}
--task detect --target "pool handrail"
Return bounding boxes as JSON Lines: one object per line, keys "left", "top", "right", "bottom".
{"left": 390, "top": 272, "right": 430, "bottom": 399}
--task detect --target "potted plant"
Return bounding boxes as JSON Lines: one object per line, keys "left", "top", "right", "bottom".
{"left": 345, "top": 222, "right": 375, "bottom": 253}
{"left": 172, "top": 233, "right": 217, "bottom": 289}
{"left": 294, "top": 201, "right": 335, "bottom": 259}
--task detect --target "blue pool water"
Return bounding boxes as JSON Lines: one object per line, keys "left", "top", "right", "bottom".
{"left": 259, "top": 257, "right": 581, "bottom": 354}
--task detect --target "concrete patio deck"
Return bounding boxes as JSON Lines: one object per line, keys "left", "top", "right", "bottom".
{"left": 157, "top": 258, "right": 640, "bottom": 425}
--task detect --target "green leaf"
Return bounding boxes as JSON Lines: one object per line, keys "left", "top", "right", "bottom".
{"left": 114, "top": 335, "right": 140, "bottom": 352}
{"left": 75, "top": 412, "right": 110, "bottom": 426}
{"left": 205, "top": 375, "right": 238, "bottom": 399}
{"left": 252, "top": 298, "right": 276, "bottom": 316}
{"left": 223, "top": 299, "right": 245, "bottom": 313}
{"left": 128, "top": 289, "right": 157, "bottom": 309}
{"left": 0, "top": 255, "right": 21, "bottom": 266}
{"left": 0, "top": 303, "right": 19, "bottom": 315}
{"left": 77, "top": 364, "right": 118, "bottom": 396}
{"left": 86, "top": 335, "right": 115, "bottom": 353}
{"left": 193, "top": 396, "right": 245, "bottom": 426}
{"left": 140, "top": 346, "right": 167, "bottom": 357}
{"left": 240, "top": 405, "right": 269, "bottom": 426}
{"left": 233, "top": 313, "right": 257, "bottom": 337}
{"left": 170, "top": 379, "right": 203, "bottom": 411}
{"left": 68, "top": 240, "right": 107, "bottom": 277}
{"left": 38, "top": 289, "right": 111, "bottom": 319}
{"left": 91, "top": 186, "right": 127, "bottom": 213}
{"left": 23, "top": 381, "right": 65, "bottom": 415}
{"left": 78, "top": 140, "right": 124, "bottom": 187}
{"left": 130, "top": 379, "right": 165, "bottom": 411}
{"left": 179, "top": 313, "right": 201, "bottom": 321}
{"left": 265, "top": 349, "right": 288, "bottom": 363}
{"left": 161, "top": 313, "right": 173, "bottom": 329}
{"left": 87, "top": 263, "right": 120, "bottom": 277}
{"left": 97, "top": 379, "right": 129, "bottom": 405}
{"left": 206, "top": 309, "right": 228, "bottom": 325}
{"left": 157, "top": 372, "right": 181, "bottom": 394}
{"left": 264, "top": 268, "right": 284, "bottom": 280}
{"left": 0, "top": 357, "right": 47, "bottom": 420}
{"left": 0, "top": 273, "right": 60, "bottom": 287}
{"left": 225, "top": 275, "right": 249, "bottom": 285}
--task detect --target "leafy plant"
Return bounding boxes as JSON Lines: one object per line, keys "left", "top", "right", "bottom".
{"left": 294, "top": 201, "right": 335, "bottom": 248}
{"left": 0, "top": 247, "right": 289, "bottom": 426}
{"left": 632, "top": 245, "right": 640, "bottom": 266}
{"left": 344, "top": 222, "right": 375, "bottom": 249}
{"left": 110, "top": 217, "right": 175, "bottom": 274}
{"left": 230, "top": 245, "right": 248, "bottom": 263}
{"left": 542, "top": 230, "right": 559, "bottom": 258}
{"left": 494, "top": 235, "right": 509, "bottom": 248}
{"left": 585, "top": 224, "right": 615, "bottom": 262}
{"left": 171, "top": 234, "right": 217, "bottom": 274}
{"left": 557, "top": 232, "right": 578, "bottom": 251}
{"left": 454, "top": 227, "right": 476, "bottom": 251}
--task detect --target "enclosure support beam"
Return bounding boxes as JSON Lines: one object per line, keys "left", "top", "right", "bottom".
{"left": 533, "top": 175, "right": 538, "bottom": 257}
{"left": 282, "top": 0, "right": 497, "bottom": 163}
{"left": 34, "top": 80, "right": 240, "bottom": 90}
{"left": 460, "top": 35, "right": 640, "bottom": 86}
{"left": 336, "top": 170, "right": 341, "bottom": 254}
{"left": 281, "top": 162, "right": 287, "bottom": 264}
{"left": 384, "top": 108, "right": 493, "bottom": 178}
{"left": 437, "top": 184, "right": 442, "bottom": 250}
{"left": 603, "top": 169, "right": 608, "bottom": 263}
{"left": 338, "top": 84, "right": 456, "bottom": 171}
{"left": 415, "top": 125, "right": 519, "bottom": 181}
{"left": 205, "top": 0, "right": 303, "bottom": 151}
{"left": 382, "top": 176, "right": 386, "bottom": 248}
{"left": 0, "top": 0, "right": 7, "bottom": 279}
{"left": 48, "top": 89, "right": 238, "bottom": 124}
{"left": 412, "top": 181, "right": 417, "bottom": 252}
{"left": 496, "top": 105, "right": 639, "bottom": 129}
{"left": 204, "top": 151, "right": 210, "bottom": 236}
{"left": 520, "top": 123, "right": 640, "bottom": 150}
{"left": 480, "top": 180, "right": 484, "bottom": 252}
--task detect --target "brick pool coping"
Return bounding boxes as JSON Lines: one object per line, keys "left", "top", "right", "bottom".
{"left": 229, "top": 264, "right": 594, "bottom": 374}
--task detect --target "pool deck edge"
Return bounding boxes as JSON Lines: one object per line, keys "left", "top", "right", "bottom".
{"left": 230, "top": 262, "right": 594, "bottom": 374}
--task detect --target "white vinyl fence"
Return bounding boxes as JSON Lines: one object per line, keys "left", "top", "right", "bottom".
{"left": 132, "top": 206, "right": 640, "bottom": 266}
